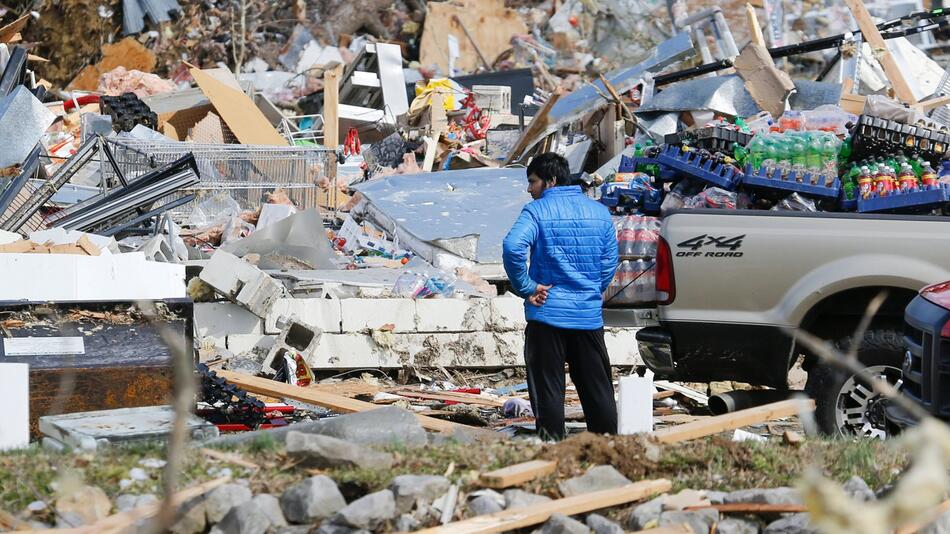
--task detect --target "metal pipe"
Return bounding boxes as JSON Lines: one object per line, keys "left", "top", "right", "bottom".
{"left": 708, "top": 390, "right": 797, "bottom": 415}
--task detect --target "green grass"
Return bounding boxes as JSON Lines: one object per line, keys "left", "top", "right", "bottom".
{"left": 0, "top": 433, "right": 909, "bottom": 521}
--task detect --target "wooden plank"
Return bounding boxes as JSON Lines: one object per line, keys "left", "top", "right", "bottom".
{"left": 746, "top": 3, "right": 766, "bottom": 47}
{"left": 215, "top": 370, "right": 470, "bottom": 434}
{"left": 48, "top": 477, "right": 230, "bottom": 534}
{"left": 190, "top": 67, "right": 288, "bottom": 145}
{"left": 653, "top": 390, "right": 676, "bottom": 400}
{"left": 388, "top": 388, "right": 507, "bottom": 408}
{"left": 843, "top": 0, "right": 917, "bottom": 105}
{"left": 323, "top": 64, "right": 342, "bottom": 149}
{"left": 479, "top": 460, "right": 557, "bottom": 489}
{"left": 684, "top": 503, "right": 807, "bottom": 513}
{"left": 917, "top": 94, "right": 950, "bottom": 113}
{"left": 654, "top": 381, "right": 708, "bottom": 404}
{"left": 0, "top": 14, "right": 30, "bottom": 44}
{"left": 416, "top": 479, "right": 671, "bottom": 534}
{"left": 200, "top": 447, "right": 259, "bottom": 470}
{"left": 839, "top": 93, "right": 867, "bottom": 115}
{"left": 652, "top": 399, "right": 814, "bottom": 444}
{"left": 503, "top": 89, "right": 561, "bottom": 166}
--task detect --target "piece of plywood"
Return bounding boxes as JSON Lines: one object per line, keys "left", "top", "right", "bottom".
{"left": 416, "top": 480, "right": 672, "bottom": 534}
{"left": 420, "top": 0, "right": 528, "bottom": 74}
{"left": 389, "top": 388, "right": 507, "bottom": 408}
{"left": 68, "top": 37, "right": 157, "bottom": 92}
{"left": 843, "top": 0, "right": 917, "bottom": 105}
{"left": 479, "top": 460, "right": 557, "bottom": 489}
{"left": 652, "top": 399, "right": 815, "bottom": 444}
{"left": 216, "top": 370, "right": 469, "bottom": 433}
{"left": 0, "top": 14, "right": 30, "bottom": 44}
{"left": 323, "top": 64, "right": 342, "bottom": 149}
{"left": 190, "top": 68, "right": 288, "bottom": 146}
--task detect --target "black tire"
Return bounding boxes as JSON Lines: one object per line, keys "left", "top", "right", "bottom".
{"left": 804, "top": 328, "right": 905, "bottom": 437}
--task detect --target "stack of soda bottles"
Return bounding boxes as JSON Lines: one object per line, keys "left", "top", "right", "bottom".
{"left": 604, "top": 215, "right": 661, "bottom": 306}
{"left": 744, "top": 131, "right": 842, "bottom": 185}
{"left": 840, "top": 153, "right": 945, "bottom": 201}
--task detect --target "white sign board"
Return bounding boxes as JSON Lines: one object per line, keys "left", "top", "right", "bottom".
{"left": 4, "top": 336, "right": 85, "bottom": 356}
{"left": 618, "top": 375, "right": 654, "bottom": 434}
{"left": 0, "top": 363, "right": 29, "bottom": 450}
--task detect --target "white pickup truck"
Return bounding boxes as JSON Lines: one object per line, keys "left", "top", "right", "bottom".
{"left": 633, "top": 209, "right": 950, "bottom": 437}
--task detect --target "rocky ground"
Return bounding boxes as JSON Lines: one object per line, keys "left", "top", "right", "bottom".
{"left": 0, "top": 406, "right": 917, "bottom": 533}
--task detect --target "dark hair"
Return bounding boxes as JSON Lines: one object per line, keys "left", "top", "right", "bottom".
{"left": 527, "top": 152, "right": 572, "bottom": 186}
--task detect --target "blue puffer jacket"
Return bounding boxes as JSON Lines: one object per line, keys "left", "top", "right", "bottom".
{"left": 502, "top": 185, "right": 618, "bottom": 330}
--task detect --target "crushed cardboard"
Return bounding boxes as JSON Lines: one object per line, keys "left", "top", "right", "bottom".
{"left": 189, "top": 66, "right": 288, "bottom": 146}
{"left": 733, "top": 43, "right": 795, "bottom": 119}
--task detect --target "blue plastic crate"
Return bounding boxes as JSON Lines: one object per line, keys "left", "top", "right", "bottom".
{"left": 655, "top": 145, "right": 742, "bottom": 190}
{"left": 617, "top": 155, "right": 674, "bottom": 181}
{"left": 839, "top": 189, "right": 857, "bottom": 212}
{"left": 599, "top": 184, "right": 663, "bottom": 214}
{"left": 856, "top": 184, "right": 950, "bottom": 213}
{"left": 741, "top": 164, "right": 841, "bottom": 199}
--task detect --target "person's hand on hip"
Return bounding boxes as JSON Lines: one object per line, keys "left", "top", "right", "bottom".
{"left": 528, "top": 284, "right": 551, "bottom": 307}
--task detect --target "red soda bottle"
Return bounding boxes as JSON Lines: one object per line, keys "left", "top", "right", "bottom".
{"left": 921, "top": 162, "right": 938, "bottom": 187}
{"left": 898, "top": 163, "right": 918, "bottom": 192}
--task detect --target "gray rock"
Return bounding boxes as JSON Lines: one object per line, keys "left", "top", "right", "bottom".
{"left": 116, "top": 494, "right": 159, "bottom": 512}
{"left": 315, "top": 524, "right": 370, "bottom": 534}
{"left": 170, "top": 497, "right": 207, "bottom": 534}
{"left": 280, "top": 476, "right": 347, "bottom": 524}
{"left": 468, "top": 495, "right": 504, "bottom": 516}
{"left": 843, "top": 476, "right": 876, "bottom": 502}
{"left": 395, "top": 514, "right": 421, "bottom": 532}
{"left": 558, "top": 465, "right": 631, "bottom": 497}
{"left": 658, "top": 509, "right": 720, "bottom": 534}
{"left": 540, "top": 513, "right": 589, "bottom": 534}
{"left": 311, "top": 407, "right": 427, "bottom": 447}
{"left": 706, "top": 491, "right": 729, "bottom": 505}
{"left": 205, "top": 484, "right": 253, "bottom": 524}
{"left": 390, "top": 474, "right": 451, "bottom": 514}
{"left": 212, "top": 501, "right": 272, "bottom": 534}
{"left": 329, "top": 490, "right": 396, "bottom": 530}
{"left": 717, "top": 517, "right": 760, "bottom": 534}
{"left": 920, "top": 510, "right": 950, "bottom": 534}
{"left": 286, "top": 431, "right": 394, "bottom": 470}
{"left": 724, "top": 488, "right": 803, "bottom": 506}
{"left": 252, "top": 493, "right": 287, "bottom": 527}
{"left": 625, "top": 495, "right": 665, "bottom": 530}
{"left": 764, "top": 513, "right": 820, "bottom": 534}
{"left": 504, "top": 489, "right": 552, "bottom": 509}
{"left": 271, "top": 527, "right": 315, "bottom": 534}
{"left": 586, "top": 513, "right": 624, "bottom": 534}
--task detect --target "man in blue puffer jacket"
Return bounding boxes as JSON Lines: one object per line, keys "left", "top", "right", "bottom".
{"left": 502, "top": 153, "right": 619, "bottom": 440}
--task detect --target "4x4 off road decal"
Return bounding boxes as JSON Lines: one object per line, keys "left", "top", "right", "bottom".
{"left": 675, "top": 234, "right": 745, "bottom": 257}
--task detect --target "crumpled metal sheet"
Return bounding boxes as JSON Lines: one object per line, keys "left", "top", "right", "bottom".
{"left": 634, "top": 111, "right": 682, "bottom": 141}
{"left": 220, "top": 209, "right": 337, "bottom": 271}
{"left": 637, "top": 75, "right": 842, "bottom": 118}
{"left": 0, "top": 86, "right": 55, "bottom": 168}
{"left": 353, "top": 168, "right": 530, "bottom": 267}
{"left": 546, "top": 31, "right": 695, "bottom": 129}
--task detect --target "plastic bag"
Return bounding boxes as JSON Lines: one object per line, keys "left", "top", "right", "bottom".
{"left": 771, "top": 192, "right": 818, "bottom": 212}
{"left": 393, "top": 271, "right": 457, "bottom": 299}
{"left": 187, "top": 194, "right": 242, "bottom": 228}
{"left": 604, "top": 259, "right": 656, "bottom": 306}
{"left": 615, "top": 215, "right": 661, "bottom": 258}
{"left": 685, "top": 187, "right": 737, "bottom": 210}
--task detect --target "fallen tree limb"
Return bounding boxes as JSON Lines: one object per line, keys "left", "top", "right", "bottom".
{"left": 479, "top": 460, "right": 557, "bottom": 489}
{"left": 416, "top": 479, "right": 671, "bottom": 533}
{"left": 652, "top": 398, "right": 815, "bottom": 444}
{"left": 216, "top": 370, "right": 473, "bottom": 434}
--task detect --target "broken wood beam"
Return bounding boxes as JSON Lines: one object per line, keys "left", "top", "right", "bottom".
{"left": 416, "top": 479, "right": 672, "bottom": 533}
{"left": 215, "top": 370, "right": 472, "bottom": 434}
{"left": 746, "top": 3, "right": 766, "bottom": 48}
{"left": 843, "top": 0, "right": 917, "bottom": 105}
{"left": 479, "top": 460, "right": 557, "bottom": 489}
{"left": 652, "top": 399, "right": 815, "bottom": 444}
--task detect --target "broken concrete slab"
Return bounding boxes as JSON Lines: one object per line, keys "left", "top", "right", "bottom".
{"left": 200, "top": 250, "right": 286, "bottom": 318}
{"left": 308, "top": 406, "right": 428, "bottom": 447}
{"left": 195, "top": 302, "right": 264, "bottom": 346}
{"left": 265, "top": 297, "right": 342, "bottom": 334}
{"left": 414, "top": 298, "right": 491, "bottom": 332}
{"left": 488, "top": 297, "right": 527, "bottom": 331}
{"left": 279, "top": 476, "right": 347, "bottom": 524}
{"left": 261, "top": 316, "right": 322, "bottom": 375}
{"left": 285, "top": 431, "right": 395, "bottom": 470}
{"left": 341, "top": 298, "right": 416, "bottom": 333}
{"left": 39, "top": 406, "right": 219, "bottom": 451}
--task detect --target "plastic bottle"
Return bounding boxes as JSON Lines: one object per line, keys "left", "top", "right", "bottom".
{"left": 791, "top": 134, "right": 808, "bottom": 167}
{"left": 922, "top": 162, "right": 940, "bottom": 187}
{"left": 857, "top": 166, "right": 873, "bottom": 199}
{"left": 617, "top": 216, "right": 637, "bottom": 257}
{"left": 820, "top": 133, "right": 840, "bottom": 178}
{"left": 898, "top": 163, "right": 918, "bottom": 192}
{"left": 632, "top": 217, "right": 660, "bottom": 258}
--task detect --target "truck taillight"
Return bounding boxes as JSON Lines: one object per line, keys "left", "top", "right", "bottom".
{"left": 655, "top": 236, "right": 675, "bottom": 305}
{"left": 942, "top": 319, "right": 950, "bottom": 339}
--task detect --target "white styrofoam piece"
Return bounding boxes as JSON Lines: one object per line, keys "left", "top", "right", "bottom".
{"left": 618, "top": 375, "right": 653, "bottom": 435}
{"left": 340, "top": 298, "right": 416, "bottom": 333}
{"left": 265, "top": 297, "right": 342, "bottom": 334}
{"left": 415, "top": 298, "right": 490, "bottom": 332}
{"left": 256, "top": 203, "right": 298, "bottom": 230}
{"left": 0, "top": 363, "right": 28, "bottom": 450}
{"left": 732, "top": 429, "right": 767, "bottom": 443}
{"left": 0, "top": 252, "right": 185, "bottom": 301}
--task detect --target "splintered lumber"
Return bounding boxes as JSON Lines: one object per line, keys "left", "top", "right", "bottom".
{"left": 652, "top": 399, "right": 815, "bottom": 444}
{"left": 684, "top": 503, "right": 807, "bottom": 513}
{"left": 59, "top": 477, "right": 230, "bottom": 534}
{"left": 479, "top": 460, "right": 557, "bottom": 489}
{"left": 388, "top": 388, "right": 507, "bottom": 408}
{"left": 215, "top": 370, "right": 470, "bottom": 434}
{"left": 416, "top": 479, "right": 672, "bottom": 534}
{"left": 746, "top": 3, "right": 766, "bottom": 47}
{"left": 843, "top": 0, "right": 917, "bottom": 105}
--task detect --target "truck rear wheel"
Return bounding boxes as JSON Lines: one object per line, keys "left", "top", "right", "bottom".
{"left": 804, "top": 328, "right": 904, "bottom": 438}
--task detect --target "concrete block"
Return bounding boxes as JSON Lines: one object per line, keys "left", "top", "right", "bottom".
{"left": 415, "top": 297, "right": 490, "bottom": 332}
{"left": 195, "top": 302, "right": 263, "bottom": 342}
{"left": 604, "top": 328, "right": 643, "bottom": 367}
{"left": 262, "top": 317, "right": 322, "bottom": 375}
{"left": 265, "top": 298, "right": 341, "bottom": 334}
{"left": 489, "top": 297, "right": 526, "bottom": 331}
{"left": 341, "top": 298, "right": 415, "bottom": 333}
{"left": 226, "top": 334, "right": 276, "bottom": 356}
{"left": 199, "top": 250, "right": 285, "bottom": 318}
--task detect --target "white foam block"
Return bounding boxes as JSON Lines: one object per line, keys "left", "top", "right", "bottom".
{"left": 617, "top": 375, "right": 653, "bottom": 435}
{"left": 0, "top": 363, "right": 29, "bottom": 450}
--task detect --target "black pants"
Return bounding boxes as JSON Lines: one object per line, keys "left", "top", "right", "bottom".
{"left": 524, "top": 320, "right": 618, "bottom": 440}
